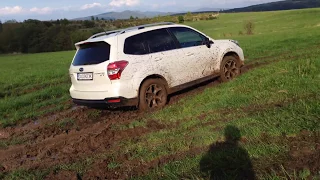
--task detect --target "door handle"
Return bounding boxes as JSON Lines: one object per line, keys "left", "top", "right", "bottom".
{"left": 186, "top": 52, "right": 194, "bottom": 56}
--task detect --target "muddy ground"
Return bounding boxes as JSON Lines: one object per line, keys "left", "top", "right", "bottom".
{"left": 0, "top": 57, "right": 319, "bottom": 179}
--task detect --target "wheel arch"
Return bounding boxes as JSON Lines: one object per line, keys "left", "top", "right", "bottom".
{"left": 137, "top": 74, "right": 169, "bottom": 105}
{"left": 222, "top": 51, "right": 241, "bottom": 64}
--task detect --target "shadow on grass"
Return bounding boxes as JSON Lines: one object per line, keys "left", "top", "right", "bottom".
{"left": 200, "top": 125, "right": 256, "bottom": 180}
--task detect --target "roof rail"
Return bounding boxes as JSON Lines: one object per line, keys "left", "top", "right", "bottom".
{"left": 117, "top": 22, "right": 175, "bottom": 34}
{"left": 88, "top": 29, "right": 124, "bottom": 39}
{"left": 88, "top": 22, "right": 175, "bottom": 39}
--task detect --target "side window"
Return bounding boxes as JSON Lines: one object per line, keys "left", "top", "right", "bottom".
{"left": 124, "top": 34, "right": 148, "bottom": 55}
{"left": 144, "top": 29, "right": 176, "bottom": 53}
{"left": 169, "top": 27, "right": 206, "bottom": 48}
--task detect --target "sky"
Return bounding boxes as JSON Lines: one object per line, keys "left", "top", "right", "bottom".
{"left": 0, "top": 0, "right": 281, "bottom": 21}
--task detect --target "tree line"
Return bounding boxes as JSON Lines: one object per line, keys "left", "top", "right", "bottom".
{"left": 0, "top": 17, "right": 172, "bottom": 54}
{"left": 0, "top": 12, "right": 218, "bottom": 54}
{"left": 0, "top": 19, "right": 105, "bottom": 54}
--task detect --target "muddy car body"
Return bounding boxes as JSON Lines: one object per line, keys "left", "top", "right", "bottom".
{"left": 69, "top": 22, "right": 244, "bottom": 110}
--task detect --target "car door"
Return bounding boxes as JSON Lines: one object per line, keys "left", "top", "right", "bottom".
{"left": 143, "top": 28, "right": 188, "bottom": 87}
{"left": 168, "top": 27, "right": 217, "bottom": 81}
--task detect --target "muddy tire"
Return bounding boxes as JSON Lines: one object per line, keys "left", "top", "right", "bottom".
{"left": 220, "top": 56, "right": 241, "bottom": 82}
{"left": 139, "top": 79, "right": 168, "bottom": 111}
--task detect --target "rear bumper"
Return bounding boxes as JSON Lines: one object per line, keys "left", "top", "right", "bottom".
{"left": 73, "top": 97, "right": 138, "bottom": 107}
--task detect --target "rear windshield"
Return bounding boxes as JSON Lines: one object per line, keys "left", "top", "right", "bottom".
{"left": 73, "top": 42, "right": 110, "bottom": 66}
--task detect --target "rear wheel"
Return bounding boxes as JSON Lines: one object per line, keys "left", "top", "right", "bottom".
{"left": 139, "top": 79, "right": 168, "bottom": 111}
{"left": 220, "top": 56, "right": 241, "bottom": 82}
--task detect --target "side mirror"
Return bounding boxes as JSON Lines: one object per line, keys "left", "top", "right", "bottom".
{"left": 205, "top": 39, "right": 214, "bottom": 48}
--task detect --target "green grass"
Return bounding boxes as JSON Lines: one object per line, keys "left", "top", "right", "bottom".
{"left": 187, "top": 8, "right": 320, "bottom": 61}
{"left": 1, "top": 8, "right": 320, "bottom": 179}
{"left": 134, "top": 57, "right": 319, "bottom": 179}
{"left": 0, "top": 51, "right": 74, "bottom": 126}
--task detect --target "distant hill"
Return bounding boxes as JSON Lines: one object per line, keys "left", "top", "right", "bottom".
{"left": 75, "top": 8, "right": 226, "bottom": 21}
{"left": 196, "top": 8, "right": 225, "bottom": 12}
{"left": 73, "top": 10, "right": 172, "bottom": 20}
{"left": 73, "top": 0, "right": 320, "bottom": 21}
{"left": 225, "top": 0, "right": 320, "bottom": 12}
{"left": 171, "top": 9, "right": 223, "bottom": 16}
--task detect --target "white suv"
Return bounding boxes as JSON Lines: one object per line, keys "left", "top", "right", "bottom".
{"left": 69, "top": 22, "right": 244, "bottom": 110}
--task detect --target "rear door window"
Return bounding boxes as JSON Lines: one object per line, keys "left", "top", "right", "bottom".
{"left": 73, "top": 42, "right": 110, "bottom": 66}
{"left": 124, "top": 34, "right": 148, "bottom": 55}
{"left": 144, "top": 29, "right": 177, "bottom": 53}
{"left": 169, "top": 27, "right": 206, "bottom": 48}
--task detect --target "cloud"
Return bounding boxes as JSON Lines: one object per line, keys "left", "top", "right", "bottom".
{"left": 80, "top": 3, "right": 103, "bottom": 10}
{"left": 109, "top": 0, "right": 140, "bottom": 7}
{"left": 30, "top": 7, "right": 53, "bottom": 14}
{"left": 0, "top": 6, "right": 23, "bottom": 16}
{"left": 0, "top": 6, "right": 54, "bottom": 16}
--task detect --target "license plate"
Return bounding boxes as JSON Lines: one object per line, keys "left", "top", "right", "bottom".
{"left": 77, "top": 73, "right": 93, "bottom": 80}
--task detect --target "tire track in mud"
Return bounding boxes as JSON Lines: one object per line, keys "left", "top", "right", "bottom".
{"left": 2, "top": 105, "right": 141, "bottom": 146}
{"left": 0, "top": 119, "right": 171, "bottom": 172}
{"left": 0, "top": 52, "right": 309, "bottom": 176}
{"left": 0, "top": 105, "right": 147, "bottom": 172}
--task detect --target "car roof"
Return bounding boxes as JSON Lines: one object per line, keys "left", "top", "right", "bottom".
{"left": 75, "top": 22, "right": 190, "bottom": 46}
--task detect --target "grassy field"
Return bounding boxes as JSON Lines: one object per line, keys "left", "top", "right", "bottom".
{"left": 0, "top": 51, "right": 74, "bottom": 127}
{"left": 0, "top": 8, "right": 320, "bottom": 179}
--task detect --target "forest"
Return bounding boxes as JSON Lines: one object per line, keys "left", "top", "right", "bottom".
{"left": 0, "top": 13, "right": 218, "bottom": 54}
{"left": 0, "top": 19, "right": 104, "bottom": 54}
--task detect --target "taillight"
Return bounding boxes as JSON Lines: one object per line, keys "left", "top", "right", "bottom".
{"left": 107, "top": 60, "right": 129, "bottom": 80}
{"left": 107, "top": 99, "right": 121, "bottom": 103}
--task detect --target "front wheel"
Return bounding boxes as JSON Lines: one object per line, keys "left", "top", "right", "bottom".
{"left": 220, "top": 56, "right": 241, "bottom": 82}
{"left": 139, "top": 79, "right": 168, "bottom": 111}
